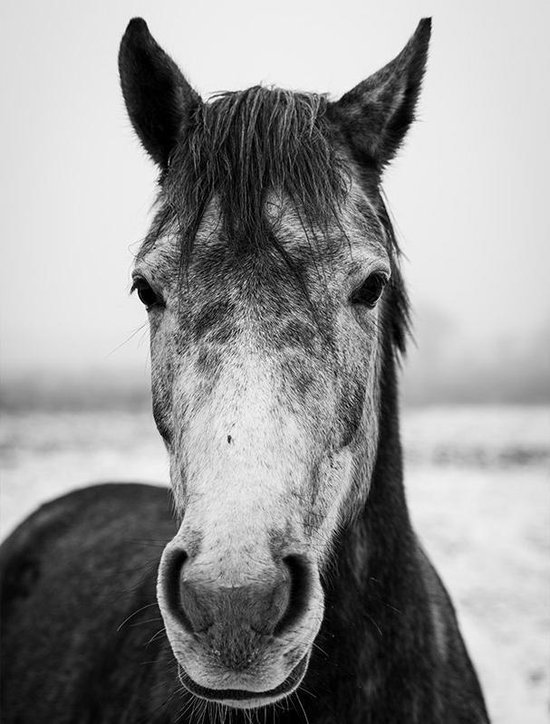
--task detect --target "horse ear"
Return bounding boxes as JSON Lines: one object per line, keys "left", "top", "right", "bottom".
{"left": 330, "top": 18, "right": 431, "bottom": 170}
{"left": 118, "top": 18, "right": 201, "bottom": 168}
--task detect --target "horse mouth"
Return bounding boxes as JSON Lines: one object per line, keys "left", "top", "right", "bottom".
{"left": 178, "top": 653, "right": 310, "bottom": 708}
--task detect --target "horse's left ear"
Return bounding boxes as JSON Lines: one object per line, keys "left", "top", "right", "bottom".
{"left": 118, "top": 18, "right": 201, "bottom": 168}
{"left": 330, "top": 18, "right": 431, "bottom": 170}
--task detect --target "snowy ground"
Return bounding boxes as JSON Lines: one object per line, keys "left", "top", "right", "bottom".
{"left": 1, "top": 405, "right": 549, "bottom": 723}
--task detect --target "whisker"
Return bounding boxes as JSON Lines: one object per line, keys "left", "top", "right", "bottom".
{"left": 116, "top": 602, "right": 158, "bottom": 632}
{"left": 129, "top": 616, "right": 162, "bottom": 628}
{"left": 107, "top": 322, "right": 148, "bottom": 357}
{"left": 145, "top": 627, "right": 167, "bottom": 647}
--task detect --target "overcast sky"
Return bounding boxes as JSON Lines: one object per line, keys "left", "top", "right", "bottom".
{"left": 1, "top": 0, "right": 548, "bottom": 376}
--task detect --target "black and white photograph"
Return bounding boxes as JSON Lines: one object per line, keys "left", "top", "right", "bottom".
{"left": 1, "top": 1, "right": 548, "bottom": 722}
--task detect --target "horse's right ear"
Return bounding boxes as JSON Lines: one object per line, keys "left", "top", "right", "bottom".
{"left": 118, "top": 18, "right": 200, "bottom": 168}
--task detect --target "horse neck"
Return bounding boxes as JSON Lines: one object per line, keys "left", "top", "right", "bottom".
{"left": 309, "top": 346, "right": 428, "bottom": 712}
{"left": 344, "top": 341, "right": 416, "bottom": 596}
{"left": 363, "top": 344, "right": 415, "bottom": 569}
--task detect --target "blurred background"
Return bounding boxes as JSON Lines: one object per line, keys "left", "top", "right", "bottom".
{"left": 1, "top": 1, "right": 548, "bottom": 722}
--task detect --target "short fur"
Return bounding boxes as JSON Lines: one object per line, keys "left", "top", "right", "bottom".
{"left": 0, "top": 17, "right": 490, "bottom": 723}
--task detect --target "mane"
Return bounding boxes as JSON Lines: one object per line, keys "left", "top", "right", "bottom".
{"left": 142, "top": 85, "right": 410, "bottom": 355}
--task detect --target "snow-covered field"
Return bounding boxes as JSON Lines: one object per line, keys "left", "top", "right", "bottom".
{"left": 1, "top": 405, "right": 549, "bottom": 723}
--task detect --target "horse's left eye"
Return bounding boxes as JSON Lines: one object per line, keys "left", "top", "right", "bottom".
{"left": 131, "top": 278, "right": 163, "bottom": 310}
{"left": 350, "top": 272, "right": 388, "bottom": 308}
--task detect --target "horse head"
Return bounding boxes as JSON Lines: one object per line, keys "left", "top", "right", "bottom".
{"left": 119, "top": 17, "right": 430, "bottom": 709}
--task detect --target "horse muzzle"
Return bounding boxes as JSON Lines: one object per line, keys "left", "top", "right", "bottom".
{"left": 156, "top": 538, "right": 324, "bottom": 708}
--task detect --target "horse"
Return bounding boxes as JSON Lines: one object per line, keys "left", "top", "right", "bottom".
{"left": 0, "top": 17, "right": 490, "bottom": 723}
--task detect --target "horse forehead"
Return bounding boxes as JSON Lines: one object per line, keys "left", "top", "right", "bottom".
{"left": 141, "top": 182, "right": 382, "bottom": 268}
{"left": 137, "top": 187, "right": 388, "bottom": 345}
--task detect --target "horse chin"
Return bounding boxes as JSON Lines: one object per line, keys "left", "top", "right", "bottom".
{"left": 177, "top": 651, "right": 311, "bottom": 710}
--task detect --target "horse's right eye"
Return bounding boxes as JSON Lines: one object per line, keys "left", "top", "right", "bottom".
{"left": 131, "top": 278, "right": 164, "bottom": 310}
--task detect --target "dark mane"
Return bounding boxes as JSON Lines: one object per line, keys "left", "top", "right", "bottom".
{"left": 143, "top": 84, "right": 410, "bottom": 354}
{"left": 152, "top": 87, "right": 346, "bottom": 247}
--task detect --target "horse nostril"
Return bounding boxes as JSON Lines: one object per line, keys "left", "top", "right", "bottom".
{"left": 161, "top": 548, "right": 196, "bottom": 633}
{"left": 273, "top": 554, "right": 311, "bottom": 636}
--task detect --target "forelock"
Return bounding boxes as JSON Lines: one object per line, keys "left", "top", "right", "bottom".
{"left": 148, "top": 87, "right": 346, "bottom": 258}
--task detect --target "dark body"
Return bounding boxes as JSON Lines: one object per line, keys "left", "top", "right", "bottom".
{"left": 1, "top": 366, "right": 488, "bottom": 723}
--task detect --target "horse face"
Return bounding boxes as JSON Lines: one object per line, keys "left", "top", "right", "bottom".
{"left": 120, "top": 16, "right": 428, "bottom": 709}
{"left": 132, "top": 186, "right": 390, "bottom": 705}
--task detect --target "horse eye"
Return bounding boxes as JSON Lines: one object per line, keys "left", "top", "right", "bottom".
{"left": 350, "top": 272, "right": 388, "bottom": 308}
{"left": 132, "top": 278, "right": 163, "bottom": 310}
